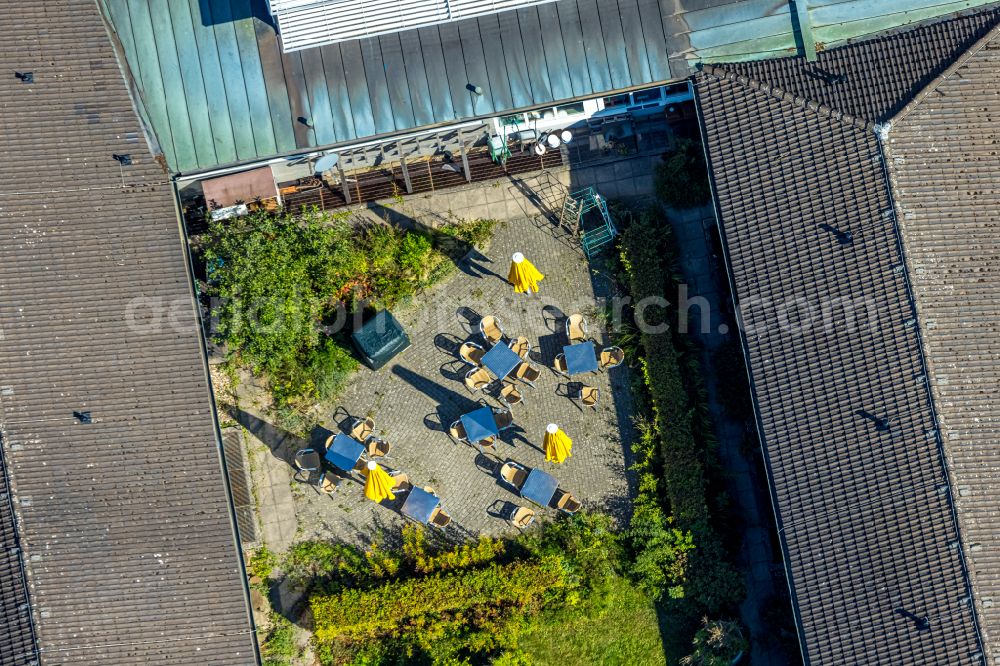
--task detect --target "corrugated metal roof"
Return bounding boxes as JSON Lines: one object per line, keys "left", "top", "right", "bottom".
{"left": 695, "top": 8, "right": 1000, "bottom": 664}
{"left": 0, "top": 1, "right": 257, "bottom": 663}
{"left": 883, "top": 24, "right": 1000, "bottom": 663}
{"left": 99, "top": 0, "right": 681, "bottom": 173}
{"left": 98, "top": 0, "right": 1000, "bottom": 173}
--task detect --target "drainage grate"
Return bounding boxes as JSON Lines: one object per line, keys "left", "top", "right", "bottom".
{"left": 221, "top": 428, "right": 257, "bottom": 544}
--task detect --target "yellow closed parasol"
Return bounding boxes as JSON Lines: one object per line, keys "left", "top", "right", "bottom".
{"left": 544, "top": 423, "right": 572, "bottom": 463}
{"left": 362, "top": 460, "right": 396, "bottom": 502}
{"left": 508, "top": 252, "right": 545, "bottom": 293}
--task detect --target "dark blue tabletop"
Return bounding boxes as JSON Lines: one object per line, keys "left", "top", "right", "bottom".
{"left": 481, "top": 342, "right": 521, "bottom": 379}
{"left": 324, "top": 433, "right": 365, "bottom": 472}
{"left": 521, "top": 468, "right": 559, "bottom": 506}
{"left": 461, "top": 406, "right": 499, "bottom": 443}
{"left": 401, "top": 487, "right": 440, "bottom": 524}
{"left": 563, "top": 341, "right": 598, "bottom": 375}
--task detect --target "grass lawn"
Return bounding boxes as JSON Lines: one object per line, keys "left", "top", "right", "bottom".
{"left": 518, "top": 576, "right": 668, "bottom": 666}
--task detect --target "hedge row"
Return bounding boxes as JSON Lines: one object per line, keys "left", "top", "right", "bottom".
{"left": 620, "top": 211, "right": 743, "bottom": 614}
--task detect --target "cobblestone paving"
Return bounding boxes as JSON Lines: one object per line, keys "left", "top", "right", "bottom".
{"left": 290, "top": 215, "right": 638, "bottom": 545}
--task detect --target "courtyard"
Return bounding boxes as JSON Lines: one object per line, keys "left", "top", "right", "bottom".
{"left": 236, "top": 208, "right": 638, "bottom": 549}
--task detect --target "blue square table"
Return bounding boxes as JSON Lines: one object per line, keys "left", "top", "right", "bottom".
{"left": 402, "top": 487, "right": 440, "bottom": 524}
{"left": 324, "top": 433, "right": 365, "bottom": 473}
{"left": 460, "top": 406, "right": 499, "bottom": 443}
{"left": 481, "top": 342, "right": 521, "bottom": 380}
{"left": 521, "top": 468, "right": 559, "bottom": 507}
{"left": 563, "top": 341, "right": 598, "bottom": 375}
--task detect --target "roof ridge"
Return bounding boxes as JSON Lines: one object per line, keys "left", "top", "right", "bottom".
{"left": 887, "top": 20, "right": 1000, "bottom": 130}
{"left": 701, "top": 63, "right": 873, "bottom": 132}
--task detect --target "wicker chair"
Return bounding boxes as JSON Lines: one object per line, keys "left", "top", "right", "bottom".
{"left": 555, "top": 489, "right": 582, "bottom": 514}
{"left": 499, "top": 384, "right": 523, "bottom": 408}
{"left": 350, "top": 417, "right": 375, "bottom": 442}
{"left": 465, "top": 366, "right": 492, "bottom": 392}
{"left": 514, "top": 362, "right": 541, "bottom": 387}
{"left": 507, "top": 505, "right": 536, "bottom": 529}
{"left": 508, "top": 336, "right": 531, "bottom": 360}
{"left": 293, "top": 448, "right": 320, "bottom": 472}
{"left": 579, "top": 385, "right": 600, "bottom": 410}
{"left": 320, "top": 472, "right": 341, "bottom": 495}
{"left": 389, "top": 471, "right": 411, "bottom": 494}
{"left": 477, "top": 435, "right": 498, "bottom": 455}
{"left": 565, "top": 314, "right": 588, "bottom": 343}
{"left": 493, "top": 408, "right": 514, "bottom": 430}
{"left": 553, "top": 354, "right": 568, "bottom": 376}
{"left": 479, "top": 315, "right": 506, "bottom": 345}
{"left": 599, "top": 346, "right": 625, "bottom": 370}
{"left": 449, "top": 420, "right": 468, "bottom": 442}
{"left": 366, "top": 437, "right": 391, "bottom": 458}
{"left": 499, "top": 461, "right": 528, "bottom": 491}
{"left": 459, "top": 341, "right": 485, "bottom": 366}
{"left": 430, "top": 507, "right": 452, "bottom": 528}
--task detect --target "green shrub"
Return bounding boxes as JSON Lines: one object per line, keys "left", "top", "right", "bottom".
{"left": 247, "top": 546, "right": 278, "bottom": 582}
{"left": 520, "top": 512, "right": 622, "bottom": 593}
{"left": 620, "top": 211, "right": 743, "bottom": 614}
{"left": 654, "top": 139, "right": 711, "bottom": 209}
{"left": 680, "top": 618, "right": 747, "bottom": 666}
{"left": 204, "top": 209, "right": 495, "bottom": 410}
{"left": 402, "top": 525, "right": 505, "bottom": 574}
{"left": 311, "top": 556, "right": 569, "bottom": 660}
{"left": 261, "top": 613, "right": 303, "bottom": 666}
{"left": 627, "top": 422, "right": 695, "bottom": 600}
{"left": 306, "top": 338, "right": 360, "bottom": 401}
{"left": 283, "top": 540, "right": 370, "bottom": 591}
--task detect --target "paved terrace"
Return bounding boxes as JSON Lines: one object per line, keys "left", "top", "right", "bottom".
{"left": 238, "top": 207, "right": 638, "bottom": 547}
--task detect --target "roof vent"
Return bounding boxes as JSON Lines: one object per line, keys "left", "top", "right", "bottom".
{"left": 14, "top": 71, "right": 33, "bottom": 83}
{"left": 73, "top": 410, "right": 92, "bottom": 424}
{"left": 112, "top": 153, "right": 132, "bottom": 166}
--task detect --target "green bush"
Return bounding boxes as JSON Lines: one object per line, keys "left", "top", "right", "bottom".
{"left": 312, "top": 556, "right": 568, "bottom": 664}
{"left": 402, "top": 525, "right": 505, "bottom": 574}
{"left": 204, "top": 210, "right": 496, "bottom": 411}
{"left": 680, "top": 618, "right": 747, "bottom": 666}
{"left": 283, "top": 540, "right": 370, "bottom": 592}
{"left": 654, "top": 139, "right": 711, "bottom": 209}
{"left": 620, "top": 211, "right": 743, "bottom": 615}
{"left": 247, "top": 546, "right": 278, "bottom": 582}
{"left": 261, "top": 613, "right": 303, "bottom": 666}
{"left": 627, "top": 421, "right": 695, "bottom": 600}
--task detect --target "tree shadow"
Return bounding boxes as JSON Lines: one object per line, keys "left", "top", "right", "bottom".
{"left": 227, "top": 406, "right": 305, "bottom": 468}
{"left": 457, "top": 247, "right": 504, "bottom": 281}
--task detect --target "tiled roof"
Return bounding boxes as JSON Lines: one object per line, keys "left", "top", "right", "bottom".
{"left": 719, "top": 5, "right": 1000, "bottom": 123}
{"left": 695, "top": 9, "right": 1000, "bottom": 665}
{"left": 883, "top": 24, "right": 1000, "bottom": 664}
{"left": 0, "top": 2, "right": 257, "bottom": 663}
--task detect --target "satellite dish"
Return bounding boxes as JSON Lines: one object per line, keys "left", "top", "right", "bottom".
{"left": 314, "top": 152, "right": 340, "bottom": 175}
